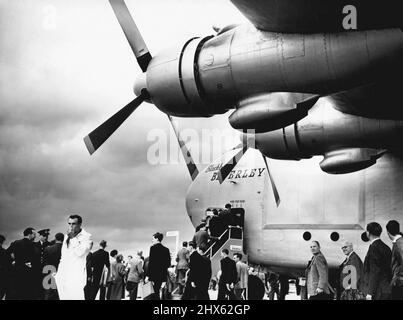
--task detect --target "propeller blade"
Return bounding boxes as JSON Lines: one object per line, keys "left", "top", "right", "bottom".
{"left": 262, "top": 154, "right": 281, "bottom": 207}
{"left": 84, "top": 92, "right": 146, "bottom": 155}
{"left": 109, "top": 0, "right": 152, "bottom": 72}
{"left": 167, "top": 115, "right": 199, "bottom": 181}
{"left": 217, "top": 145, "right": 248, "bottom": 184}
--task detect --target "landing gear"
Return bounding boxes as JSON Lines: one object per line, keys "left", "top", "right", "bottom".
{"left": 247, "top": 275, "right": 265, "bottom": 300}
{"left": 278, "top": 275, "right": 289, "bottom": 300}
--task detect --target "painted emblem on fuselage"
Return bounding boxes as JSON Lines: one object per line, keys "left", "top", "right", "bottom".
{"left": 210, "top": 167, "right": 265, "bottom": 181}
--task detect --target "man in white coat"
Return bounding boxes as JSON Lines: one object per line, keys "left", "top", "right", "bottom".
{"left": 55, "top": 214, "right": 93, "bottom": 300}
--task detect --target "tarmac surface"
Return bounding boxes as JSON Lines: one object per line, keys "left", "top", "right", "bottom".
{"left": 121, "top": 282, "right": 300, "bottom": 300}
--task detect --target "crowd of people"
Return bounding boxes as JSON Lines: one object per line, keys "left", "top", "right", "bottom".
{"left": 0, "top": 208, "right": 402, "bottom": 300}
{"left": 301, "top": 220, "right": 403, "bottom": 300}
{"left": 0, "top": 205, "right": 246, "bottom": 301}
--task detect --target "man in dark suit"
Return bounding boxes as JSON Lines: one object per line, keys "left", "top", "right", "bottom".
{"left": 182, "top": 241, "right": 198, "bottom": 300}
{"left": 88, "top": 240, "right": 110, "bottom": 300}
{"left": 195, "top": 244, "right": 212, "bottom": 300}
{"left": 43, "top": 233, "right": 63, "bottom": 270}
{"left": 146, "top": 232, "right": 171, "bottom": 300}
{"left": 338, "top": 241, "right": 364, "bottom": 299}
{"left": 386, "top": 220, "right": 403, "bottom": 299}
{"left": 7, "top": 227, "right": 40, "bottom": 300}
{"left": 218, "top": 248, "right": 237, "bottom": 300}
{"left": 35, "top": 229, "right": 51, "bottom": 266}
{"left": 106, "top": 249, "right": 118, "bottom": 300}
{"left": 84, "top": 251, "right": 93, "bottom": 300}
{"left": 209, "top": 209, "right": 224, "bottom": 238}
{"left": 0, "top": 234, "right": 12, "bottom": 300}
{"left": 192, "top": 224, "right": 209, "bottom": 251}
{"left": 220, "top": 204, "right": 235, "bottom": 229}
{"left": 34, "top": 229, "right": 51, "bottom": 299}
{"left": 183, "top": 242, "right": 211, "bottom": 300}
{"left": 43, "top": 232, "right": 64, "bottom": 300}
{"left": 362, "top": 222, "right": 392, "bottom": 300}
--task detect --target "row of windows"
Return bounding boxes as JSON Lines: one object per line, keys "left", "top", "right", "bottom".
{"left": 302, "top": 231, "right": 369, "bottom": 242}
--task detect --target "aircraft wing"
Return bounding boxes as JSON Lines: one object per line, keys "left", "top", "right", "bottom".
{"left": 230, "top": 0, "right": 401, "bottom": 33}
{"left": 328, "top": 82, "right": 403, "bottom": 120}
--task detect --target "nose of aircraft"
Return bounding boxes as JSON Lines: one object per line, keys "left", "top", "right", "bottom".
{"left": 133, "top": 72, "right": 147, "bottom": 97}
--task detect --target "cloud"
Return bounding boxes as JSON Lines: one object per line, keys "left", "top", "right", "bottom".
{"left": 0, "top": 0, "right": 245, "bottom": 255}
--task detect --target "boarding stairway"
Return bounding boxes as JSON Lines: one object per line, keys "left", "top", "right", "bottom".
{"left": 204, "top": 225, "right": 247, "bottom": 279}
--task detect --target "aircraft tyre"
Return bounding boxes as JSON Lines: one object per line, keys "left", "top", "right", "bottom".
{"left": 247, "top": 275, "right": 265, "bottom": 300}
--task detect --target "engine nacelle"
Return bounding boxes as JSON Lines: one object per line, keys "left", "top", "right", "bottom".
{"left": 143, "top": 36, "right": 231, "bottom": 117}
{"left": 245, "top": 98, "right": 403, "bottom": 173}
{"left": 145, "top": 37, "right": 207, "bottom": 117}
{"left": 229, "top": 93, "right": 318, "bottom": 132}
{"left": 319, "top": 148, "right": 385, "bottom": 174}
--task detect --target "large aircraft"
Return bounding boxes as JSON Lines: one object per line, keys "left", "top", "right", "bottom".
{"left": 179, "top": 101, "right": 403, "bottom": 289}
{"left": 84, "top": 0, "right": 403, "bottom": 162}
{"left": 83, "top": 0, "right": 403, "bottom": 297}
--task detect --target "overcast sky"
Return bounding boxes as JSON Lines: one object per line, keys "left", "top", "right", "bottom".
{"left": 0, "top": 0, "right": 249, "bottom": 256}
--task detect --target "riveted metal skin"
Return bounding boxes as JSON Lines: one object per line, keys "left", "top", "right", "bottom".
{"left": 250, "top": 98, "right": 403, "bottom": 162}
{"left": 143, "top": 25, "right": 403, "bottom": 119}
{"left": 198, "top": 26, "right": 403, "bottom": 100}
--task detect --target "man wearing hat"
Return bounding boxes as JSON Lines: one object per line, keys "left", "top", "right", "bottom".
{"left": 35, "top": 228, "right": 51, "bottom": 299}
{"left": 35, "top": 229, "right": 51, "bottom": 265}
{"left": 43, "top": 232, "right": 64, "bottom": 300}
{"left": 386, "top": 220, "right": 403, "bottom": 299}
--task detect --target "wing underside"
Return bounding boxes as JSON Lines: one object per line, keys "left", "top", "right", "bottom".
{"left": 230, "top": 0, "right": 401, "bottom": 33}
{"left": 329, "top": 82, "right": 403, "bottom": 120}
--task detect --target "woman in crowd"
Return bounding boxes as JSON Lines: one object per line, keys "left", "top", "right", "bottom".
{"left": 109, "top": 254, "right": 126, "bottom": 300}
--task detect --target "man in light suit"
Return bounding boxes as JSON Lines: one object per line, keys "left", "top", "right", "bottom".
{"left": 338, "top": 241, "right": 364, "bottom": 299}
{"left": 233, "top": 253, "right": 248, "bottom": 300}
{"left": 305, "top": 241, "right": 334, "bottom": 300}
{"left": 362, "top": 222, "right": 392, "bottom": 300}
{"left": 55, "top": 215, "right": 93, "bottom": 300}
{"left": 127, "top": 251, "right": 144, "bottom": 300}
{"left": 176, "top": 241, "right": 189, "bottom": 295}
{"left": 146, "top": 232, "right": 171, "bottom": 300}
{"left": 386, "top": 220, "right": 403, "bottom": 300}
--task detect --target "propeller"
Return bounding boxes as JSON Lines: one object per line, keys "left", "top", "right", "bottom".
{"left": 83, "top": 0, "right": 152, "bottom": 155}
{"left": 262, "top": 154, "right": 281, "bottom": 206}
{"left": 108, "top": 0, "right": 152, "bottom": 72}
{"left": 218, "top": 143, "right": 281, "bottom": 207}
{"left": 167, "top": 115, "right": 199, "bottom": 181}
{"left": 84, "top": 91, "right": 148, "bottom": 155}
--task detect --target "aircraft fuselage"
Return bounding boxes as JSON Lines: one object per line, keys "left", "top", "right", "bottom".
{"left": 186, "top": 147, "right": 403, "bottom": 278}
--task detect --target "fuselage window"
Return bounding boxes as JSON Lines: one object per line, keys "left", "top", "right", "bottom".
{"left": 303, "top": 231, "right": 312, "bottom": 241}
